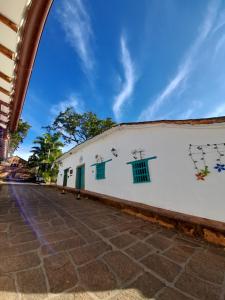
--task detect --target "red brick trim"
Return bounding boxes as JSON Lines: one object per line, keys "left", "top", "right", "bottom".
{"left": 119, "top": 116, "right": 225, "bottom": 127}
{"left": 53, "top": 185, "right": 225, "bottom": 247}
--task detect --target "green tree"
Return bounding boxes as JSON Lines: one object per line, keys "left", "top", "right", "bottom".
{"left": 9, "top": 119, "right": 31, "bottom": 155}
{"left": 48, "top": 107, "right": 116, "bottom": 144}
{"left": 28, "top": 132, "right": 63, "bottom": 183}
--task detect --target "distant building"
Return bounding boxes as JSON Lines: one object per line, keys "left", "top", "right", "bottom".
{"left": 57, "top": 117, "right": 225, "bottom": 224}
{"left": 0, "top": 156, "right": 33, "bottom": 181}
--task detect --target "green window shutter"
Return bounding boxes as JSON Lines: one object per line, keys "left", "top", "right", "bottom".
{"left": 96, "top": 162, "right": 105, "bottom": 180}
{"left": 127, "top": 156, "right": 157, "bottom": 184}
{"left": 91, "top": 159, "right": 112, "bottom": 180}
{"left": 132, "top": 160, "right": 150, "bottom": 183}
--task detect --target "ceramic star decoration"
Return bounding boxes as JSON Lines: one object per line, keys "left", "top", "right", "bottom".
{"left": 214, "top": 163, "right": 225, "bottom": 173}
{"left": 195, "top": 172, "right": 206, "bottom": 181}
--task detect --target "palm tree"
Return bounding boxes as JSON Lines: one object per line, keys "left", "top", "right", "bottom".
{"left": 29, "top": 132, "right": 63, "bottom": 182}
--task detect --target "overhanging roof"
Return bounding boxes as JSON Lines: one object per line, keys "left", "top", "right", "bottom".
{"left": 0, "top": 0, "right": 53, "bottom": 159}
{"left": 0, "top": 0, "right": 53, "bottom": 131}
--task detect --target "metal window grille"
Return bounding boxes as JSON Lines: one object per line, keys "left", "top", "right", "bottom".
{"left": 132, "top": 159, "right": 150, "bottom": 183}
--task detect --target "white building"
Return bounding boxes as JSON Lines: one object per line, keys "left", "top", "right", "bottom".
{"left": 57, "top": 117, "right": 225, "bottom": 223}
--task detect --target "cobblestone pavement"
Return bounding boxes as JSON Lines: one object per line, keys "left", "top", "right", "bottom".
{"left": 0, "top": 183, "right": 225, "bottom": 300}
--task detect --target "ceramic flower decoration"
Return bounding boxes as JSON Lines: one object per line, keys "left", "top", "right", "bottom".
{"left": 214, "top": 163, "right": 225, "bottom": 173}
{"left": 189, "top": 143, "right": 225, "bottom": 181}
{"left": 201, "top": 166, "right": 210, "bottom": 177}
{"left": 195, "top": 172, "right": 206, "bottom": 181}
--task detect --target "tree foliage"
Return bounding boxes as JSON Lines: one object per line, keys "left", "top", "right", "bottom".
{"left": 27, "top": 107, "right": 115, "bottom": 182}
{"left": 48, "top": 107, "right": 116, "bottom": 144}
{"left": 28, "top": 132, "right": 63, "bottom": 183}
{"left": 9, "top": 119, "right": 31, "bottom": 155}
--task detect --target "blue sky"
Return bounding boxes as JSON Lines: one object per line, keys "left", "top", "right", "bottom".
{"left": 16, "top": 0, "right": 225, "bottom": 159}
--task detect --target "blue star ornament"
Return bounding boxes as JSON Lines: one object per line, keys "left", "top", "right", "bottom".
{"left": 214, "top": 163, "right": 225, "bottom": 173}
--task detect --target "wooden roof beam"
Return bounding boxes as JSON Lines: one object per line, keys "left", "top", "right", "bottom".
{"left": 0, "top": 120, "right": 8, "bottom": 125}
{"left": 0, "top": 100, "right": 10, "bottom": 108}
{"left": 0, "top": 124, "right": 7, "bottom": 130}
{"left": 10, "top": 0, "right": 54, "bottom": 131}
{"left": 0, "top": 71, "right": 12, "bottom": 83}
{"left": 0, "top": 44, "right": 14, "bottom": 60}
{"left": 0, "top": 111, "right": 9, "bottom": 118}
{"left": 0, "top": 86, "right": 10, "bottom": 96}
{"left": 0, "top": 13, "right": 18, "bottom": 32}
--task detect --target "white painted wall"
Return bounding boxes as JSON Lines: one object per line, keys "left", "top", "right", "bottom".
{"left": 57, "top": 123, "right": 225, "bottom": 222}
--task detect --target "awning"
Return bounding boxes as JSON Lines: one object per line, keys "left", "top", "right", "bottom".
{"left": 0, "top": 0, "right": 53, "bottom": 159}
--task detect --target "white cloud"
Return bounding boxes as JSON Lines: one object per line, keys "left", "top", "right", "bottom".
{"left": 50, "top": 94, "right": 84, "bottom": 116}
{"left": 113, "top": 35, "right": 136, "bottom": 121}
{"left": 212, "top": 8, "right": 225, "bottom": 33}
{"left": 205, "top": 103, "right": 225, "bottom": 118}
{"left": 138, "top": 0, "right": 220, "bottom": 121}
{"left": 214, "top": 33, "right": 225, "bottom": 58}
{"left": 58, "top": 0, "right": 95, "bottom": 76}
{"left": 178, "top": 101, "right": 203, "bottom": 119}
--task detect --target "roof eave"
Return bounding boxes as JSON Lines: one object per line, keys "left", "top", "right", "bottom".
{"left": 9, "top": 0, "right": 53, "bottom": 132}
{"left": 119, "top": 116, "right": 225, "bottom": 127}
{"left": 57, "top": 116, "right": 225, "bottom": 162}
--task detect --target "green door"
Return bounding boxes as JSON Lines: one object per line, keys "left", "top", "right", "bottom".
{"left": 76, "top": 165, "right": 85, "bottom": 189}
{"left": 63, "top": 169, "right": 69, "bottom": 186}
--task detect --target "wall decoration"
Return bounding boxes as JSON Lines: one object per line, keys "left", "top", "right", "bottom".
{"left": 95, "top": 154, "right": 103, "bottom": 163}
{"left": 189, "top": 143, "right": 225, "bottom": 181}
{"left": 213, "top": 143, "right": 225, "bottom": 173}
{"left": 131, "top": 149, "right": 145, "bottom": 160}
{"left": 214, "top": 163, "right": 225, "bottom": 173}
{"left": 111, "top": 148, "right": 118, "bottom": 157}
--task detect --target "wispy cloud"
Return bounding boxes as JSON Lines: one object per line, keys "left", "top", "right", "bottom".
{"left": 58, "top": 0, "right": 95, "bottom": 77}
{"left": 138, "top": 0, "right": 220, "bottom": 121}
{"left": 205, "top": 103, "right": 225, "bottom": 118}
{"left": 214, "top": 33, "right": 225, "bottom": 58}
{"left": 212, "top": 8, "right": 225, "bottom": 33}
{"left": 178, "top": 101, "right": 203, "bottom": 119}
{"left": 113, "top": 35, "right": 136, "bottom": 121}
{"left": 50, "top": 93, "right": 84, "bottom": 116}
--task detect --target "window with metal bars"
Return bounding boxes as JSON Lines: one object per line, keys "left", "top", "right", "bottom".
{"left": 131, "top": 159, "right": 150, "bottom": 183}
{"left": 127, "top": 156, "right": 157, "bottom": 184}
{"left": 96, "top": 162, "right": 105, "bottom": 180}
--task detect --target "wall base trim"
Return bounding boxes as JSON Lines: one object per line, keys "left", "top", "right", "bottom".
{"left": 53, "top": 185, "right": 225, "bottom": 247}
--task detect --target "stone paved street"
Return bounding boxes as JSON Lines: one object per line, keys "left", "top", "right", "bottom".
{"left": 0, "top": 183, "right": 225, "bottom": 300}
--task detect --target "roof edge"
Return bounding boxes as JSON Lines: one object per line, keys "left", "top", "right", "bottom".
{"left": 119, "top": 116, "right": 225, "bottom": 126}
{"left": 57, "top": 116, "right": 225, "bottom": 162}
{"left": 9, "top": 0, "right": 53, "bottom": 132}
